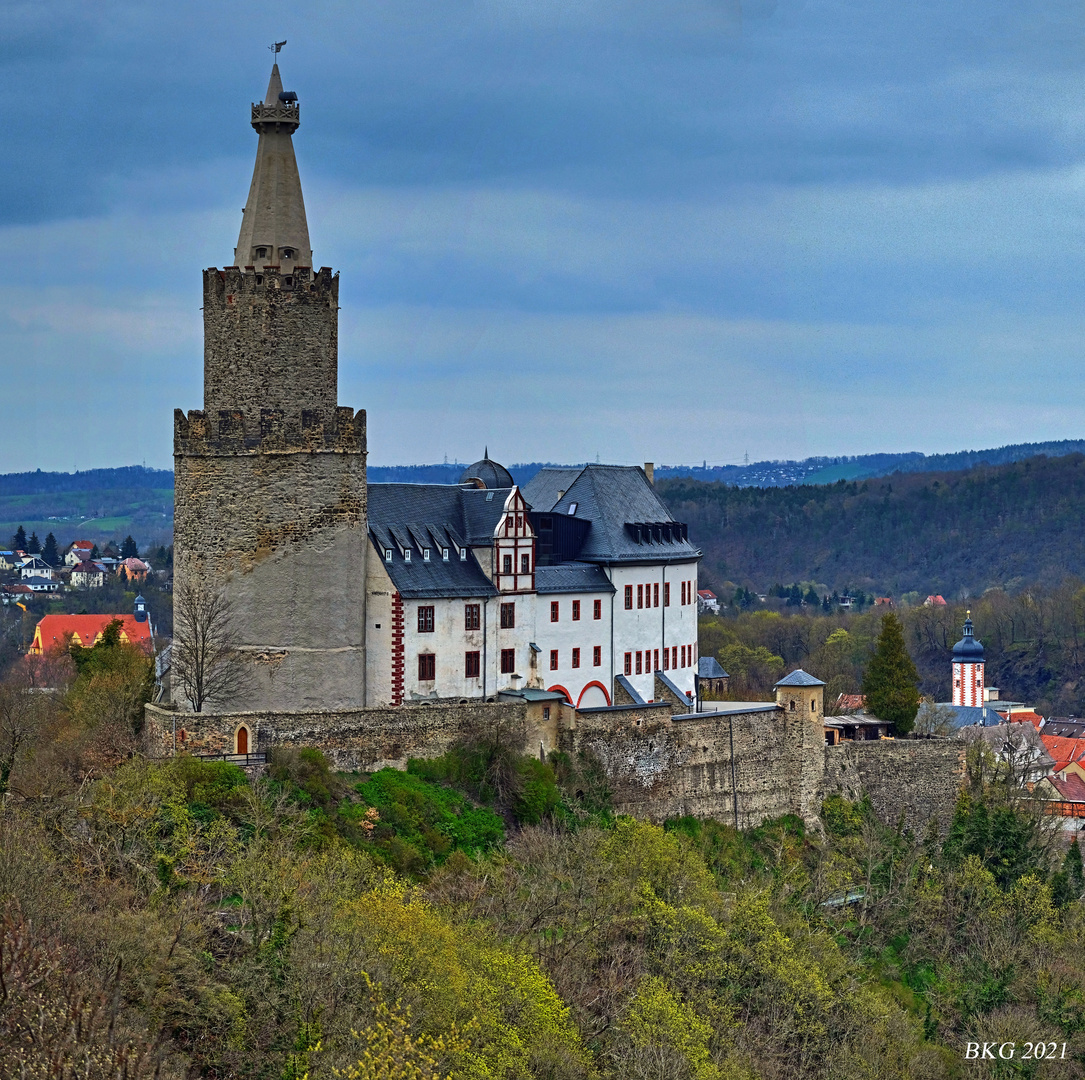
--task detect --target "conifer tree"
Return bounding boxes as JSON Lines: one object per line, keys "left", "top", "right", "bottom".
{"left": 862, "top": 612, "right": 920, "bottom": 734}
{"left": 26, "top": 533, "right": 40, "bottom": 555}
{"left": 121, "top": 535, "right": 139, "bottom": 559}
{"left": 11, "top": 525, "right": 26, "bottom": 551}
{"left": 41, "top": 533, "right": 58, "bottom": 566}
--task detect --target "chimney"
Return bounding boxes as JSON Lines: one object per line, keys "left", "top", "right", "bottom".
{"left": 644, "top": 462, "right": 654, "bottom": 485}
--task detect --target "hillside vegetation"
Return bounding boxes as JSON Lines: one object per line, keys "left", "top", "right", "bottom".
{"left": 5, "top": 633, "right": 1085, "bottom": 1078}
{"left": 660, "top": 453, "right": 1085, "bottom": 599}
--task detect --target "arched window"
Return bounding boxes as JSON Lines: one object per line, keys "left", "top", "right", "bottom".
{"left": 236, "top": 726, "right": 249, "bottom": 755}
{"left": 811, "top": 699, "right": 816, "bottom": 712}
{"left": 789, "top": 699, "right": 796, "bottom": 711}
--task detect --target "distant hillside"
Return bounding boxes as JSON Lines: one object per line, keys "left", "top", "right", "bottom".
{"left": 658, "top": 452, "right": 1085, "bottom": 598}
{"left": 0, "top": 467, "right": 174, "bottom": 550}
{"left": 655, "top": 438, "right": 1085, "bottom": 488}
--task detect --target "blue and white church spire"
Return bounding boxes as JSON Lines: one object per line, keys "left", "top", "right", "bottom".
{"left": 951, "top": 611, "right": 985, "bottom": 707}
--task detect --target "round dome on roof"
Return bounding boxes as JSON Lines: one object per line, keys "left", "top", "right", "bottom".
{"left": 952, "top": 614, "right": 984, "bottom": 662}
{"left": 459, "top": 450, "right": 513, "bottom": 489}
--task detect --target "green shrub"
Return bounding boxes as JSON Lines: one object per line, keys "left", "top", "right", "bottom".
{"left": 353, "top": 768, "right": 504, "bottom": 875}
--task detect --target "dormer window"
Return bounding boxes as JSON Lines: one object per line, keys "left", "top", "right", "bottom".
{"left": 459, "top": 548, "right": 467, "bottom": 561}
{"left": 423, "top": 548, "right": 431, "bottom": 561}
{"left": 404, "top": 549, "right": 411, "bottom": 562}
{"left": 442, "top": 548, "right": 449, "bottom": 561}
{"left": 385, "top": 548, "right": 393, "bottom": 562}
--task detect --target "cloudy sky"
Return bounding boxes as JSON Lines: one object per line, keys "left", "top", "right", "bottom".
{"left": 5, "top": 0, "right": 1085, "bottom": 472}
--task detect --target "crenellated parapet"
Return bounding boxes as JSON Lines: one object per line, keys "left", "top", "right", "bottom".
{"left": 175, "top": 405, "right": 366, "bottom": 456}
{"left": 204, "top": 264, "right": 336, "bottom": 300}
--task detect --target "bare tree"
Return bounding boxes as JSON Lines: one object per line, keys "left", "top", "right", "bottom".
{"left": 171, "top": 573, "right": 248, "bottom": 712}
{"left": 0, "top": 686, "right": 53, "bottom": 797}
{"left": 912, "top": 697, "right": 956, "bottom": 737}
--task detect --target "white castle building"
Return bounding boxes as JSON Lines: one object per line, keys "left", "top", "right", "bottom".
{"left": 366, "top": 456, "right": 702, "bottom": 709}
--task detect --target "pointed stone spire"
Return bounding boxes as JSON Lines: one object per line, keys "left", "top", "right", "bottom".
{"left": 234, "top": 62, "right": 312, "bottom": 272}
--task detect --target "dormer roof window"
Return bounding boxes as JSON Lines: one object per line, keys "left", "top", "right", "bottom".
{"left": 423, "top": 548, "right": 431, "bottom": 561}
{"left": 384, "top": 548, "right": 393, "bottom": 562}
{"left": 404, "top": 549, "right": 411, "bottom": 562}
{"left": 459, "top": 548, "right": 467, "bottom": 561}
{"left": 442, "top": 548, "right": 449, "bottom": 561}
{"left": 568, "top": 502, "right": 578, "bottom": 515}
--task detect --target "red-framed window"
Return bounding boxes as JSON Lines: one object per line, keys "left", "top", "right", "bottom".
{"left": 654, "top": 583, "right": 660, "bottom": 608}
{"left": 572, "top": 648, "right": 581, "bottom": 669}
{"left": 681, "top": 645, "right": 686, "bottom": 667}
{"left": 418, "top": 653, "right": 435, "bottom": 680}
{"left": 635, "top": 651, "right": 643, "bottom": 675}
{"left": 624, "top": 586, "right": 633, "bottom": 610}
{"left": 663, "top": 649, "right": 669, "bottom": 671}
{"left": 637, "top": 585, "right": 644, "bottom": 609}
{"left": 465, "top": 651, "right": 480, "bottom": 678}
{"left": 502, "top": 554, "right": 513, "bottom": 574}
{"left": 464, "top": 603, "right": 480, "bottom": 631}
{"left": 550, "top": 649, "right": 559, "bottom": 670}
{"left": 664, "top": 582, "right": 670, "bottom": 606}
{"left": 500, "top": 602, "right": 515, "bottom": 628}
{"left": 624, "top": 652, "right": 632, "bottom": 676}
{"left": 500, "top": 648, "right": 516, "bottom": 674}
{"left": 521, "top": 553, "right": 530, "bottom": 573}
{"left": 572, "top": 600, "right": 581, "bottom": 621}
{"left": 593, "top": 645, "right": 602, "bottom": 667}
{"left": 593, "top": 599, "right": 602, "bottom": 620}
{"left": 551, "top": 601, "right": 559, "bottom": 622}
{"left": 654, "top": 649, "right": 659, "bottom": 671}
{"left": 672, "top": 646, "right": 677, "bottom": 668}
{"left": 417, "top": 606, "right": 435, "bottom": 633}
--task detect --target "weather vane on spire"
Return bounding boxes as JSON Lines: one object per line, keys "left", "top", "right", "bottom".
{"left": 269, "top": 39, "right": 287, "bottom": 60}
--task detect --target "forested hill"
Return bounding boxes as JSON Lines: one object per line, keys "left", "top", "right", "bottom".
{"left": 658, "top": 452, "right": 1085, "bottom": 597}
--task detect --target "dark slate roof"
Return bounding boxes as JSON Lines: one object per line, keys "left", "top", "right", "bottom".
{"left": 698, "top": 657, "right": 729, "bottom": 679}
{"left": 615, "top": 674, "right": 646, "bottom": 704}
{"left": 775, "top": 668, "right": 826, "bottom": 687}
{"left": 522, "top": 468, "right": 582, "bottom": 513}
{"left": 535, "top": 563, "right": 615, "bottom": 594}
{"left": 368, "top": 484, "right": 503, "bottom": 600}
{"left": 459, "top": 456, "right": 514, "bottom": 489}
{"left": 522, "top": 465, "right": 700, "bottom": 565}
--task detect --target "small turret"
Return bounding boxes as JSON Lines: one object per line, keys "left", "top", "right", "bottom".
{"left": 134, "top": 594, "right": 148, "bottom": 623}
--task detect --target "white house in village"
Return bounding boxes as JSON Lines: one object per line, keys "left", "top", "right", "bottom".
{"left": 364, "top": 456, "right": 701, "bottom": 709}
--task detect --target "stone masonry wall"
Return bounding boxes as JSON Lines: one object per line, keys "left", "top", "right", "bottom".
{"left": 145, "top": 700, "right": 526, "bottom": 772}
{"left": 568, "top": 703, "right": 810, "bottom": 826}
{"left": 821, "top": 740, "right": 966, "bottom": 836}
{"left": 203, "top": 265, "right": 338, "bottom": 419}
{"left": 145, "top": 700, "right": 965, "bottom": 832}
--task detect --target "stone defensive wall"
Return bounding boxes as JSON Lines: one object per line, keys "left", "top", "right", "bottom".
{"left": 144, "top": 700, "right": 525, "bottom": 773}
{"left": 822, "top": 739, "right": 966, "bottom": 835}
{"left": 147, "top": 695, "right": 966, "bottom": 834}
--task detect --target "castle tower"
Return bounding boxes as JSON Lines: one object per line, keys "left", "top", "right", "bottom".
{"left": 951, "top": 612, "right": 984, "bottom": 707}
{"left": 173, "top": 57, "right": 367, "bottom": 713}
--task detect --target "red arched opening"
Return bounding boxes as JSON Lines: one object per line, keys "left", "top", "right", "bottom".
{"left": 576, "top": 680, "right": 612, "bottom": 708}
{"left": 547, "top": 684, "right": 574, "bottom": 705}
{"left": 236, "top": 726, "right": 249, "bottom": 755}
